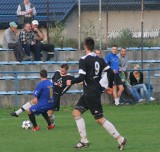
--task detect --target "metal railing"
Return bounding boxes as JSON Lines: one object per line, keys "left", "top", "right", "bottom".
{"left": 0, "top": 68, "right": 159, "bottom": 106}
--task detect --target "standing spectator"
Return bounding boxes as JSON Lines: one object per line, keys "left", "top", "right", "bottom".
{"left": 105, "top": 45, "right": 124, "bottom": 105}
{"left": 2, "top": 22, "right": 32, "bottom": 61}
{"left": 117, "top": 47, "right": 128, "bottom": 79}
{"left": 19, "top": 23, "right": 41, "bottom": 61}
{"left": 31, "top": 20, "right": 54, "bottom": 60}
{"left": 129, "top": 64, "right": 155, "bottom": 101}
{"left": 17, "top": 0, "right": 36, "bottom": 27}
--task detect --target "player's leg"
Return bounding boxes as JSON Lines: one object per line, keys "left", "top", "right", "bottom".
{"left": 86, "top": 94, "right": 127, "bottom": 150}
{"left": 10, "top": 100, "right": 36, "bottom": 117}
{"left": 27, "top": 105, "right": 40, "bottom": 131}
{"left": 47, "top": 110, "right": 55, "bottom": 124}
{"left": 72, "top": 94, "right": 89, "bottom": 148}
{"left": 47, "top": 94, "right": 60, "bottom": 124}
{"left": 97, "top": 117, "right": 126, "bottom": 150}
{"left": 41, "top": 112, "right": 55, "bottom": 130}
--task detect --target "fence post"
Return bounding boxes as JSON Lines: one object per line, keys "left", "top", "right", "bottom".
{"left": 14, "top": 72, "right": 18, "bottom": 107}
{"left": 78, "top": 0, "right": 81, "bottom": 51}
{"left": 147, "top": 70, "right": 151, "bottom": 101}
{"left": 99, "top": 0, "right": 102, "bottom": 50}
{"left": 141, "top": 0, "right": 144, "bottom": 69}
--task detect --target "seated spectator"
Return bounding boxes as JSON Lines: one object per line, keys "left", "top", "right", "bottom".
{"left": 2, "top": 22, "right": 32, "bottom": 61}
{"left": 129, "top": 64, "right": 155, "bottom": 101}
{"left": 31, "top": 20, "right": 54, "bottom": 60}
{"left": 19, "top": 23, "right": 41, "bottom": 61}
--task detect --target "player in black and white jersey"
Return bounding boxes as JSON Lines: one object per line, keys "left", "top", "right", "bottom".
{"left": 48, "top": 64, "right": 74, "bottom": 124}
{"left": 67, "top": 37, "right": 126, "bottom": 150}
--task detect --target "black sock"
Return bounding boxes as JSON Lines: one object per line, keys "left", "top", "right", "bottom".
{"left": 42, "top": 112, "right": 51, "bottom": 126}
{"left": 28, "top": 113, "right": 37, "bottom": 127}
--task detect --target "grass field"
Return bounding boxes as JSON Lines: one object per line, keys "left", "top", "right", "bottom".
{"left": 0, "top": 103, "right": 160, "bottom": 152}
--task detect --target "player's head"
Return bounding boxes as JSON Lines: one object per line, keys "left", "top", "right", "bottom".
{"left": 60, "top": 64, "right": 69, "bottom": 75}
{"left": 111, "top": 45, "right": 118, "bottom": 54}
{"left": 84, "top": 37, "right": 95, "bottom": 52}
{"left": 40, "top": 69, "right": 48, "bottom": 79}
{"left": 120, "top": 47, "right": 127, "bottom": 57}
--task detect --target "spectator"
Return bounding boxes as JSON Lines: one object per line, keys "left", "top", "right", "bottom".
{"left": 17, "top": 0, "right": 36, "bottom": 27}
{"left": 105, "top": 45, "right": 124, "bottom": 105}
{"left": 95, "top": 50, "right": 101, "bottom": 57}
{"left": 129, "top": 64, "right": 155, "bottom": 101}
{"left": 2, "top": 22, "right": 32, "bottom": 61}
{"left": 117, "top": 47, "right": 128, "bottom": 79}
{"left": 31, "top": 20, "right": 54, "bottom": 60}
{"left": 19, "top": 23, "right": 41, "bottom": 61}
{"left": 120, "top": 81, "right": 140, "bottom": 105}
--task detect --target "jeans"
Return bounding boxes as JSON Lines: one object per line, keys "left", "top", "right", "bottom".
{"left": 128, "top": 87, "right": 140, "bottom": 102}
{"left": 132, "top": 84, "right": 150, "bottom": 101}
{"left": 22, "top": 43, "right": 41, "bottom": 61}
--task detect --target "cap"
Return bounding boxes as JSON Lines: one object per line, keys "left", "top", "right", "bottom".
{"left": 32, "top": 20, "right": 39, "bottom": 25}
{"left": 9, "top": 22, "right": 18, "bottom": 28}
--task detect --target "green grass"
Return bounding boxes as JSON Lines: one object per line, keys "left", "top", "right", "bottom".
{"left": 0, "top": 103, "right": 160, "bottom": 152}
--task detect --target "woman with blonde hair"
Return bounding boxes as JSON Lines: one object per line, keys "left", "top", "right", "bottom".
{"left": 129, "top": 64, "right": 155, "bottom": 101}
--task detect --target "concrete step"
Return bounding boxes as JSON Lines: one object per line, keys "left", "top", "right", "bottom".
{"left": 0, "top": 79, "right": 83, "bottom": 92}
{"left": 0, "top": 62, "right": 79, "bottom": 72}
{"left": 0, "top": 93, "right": 112, "bottom": 107}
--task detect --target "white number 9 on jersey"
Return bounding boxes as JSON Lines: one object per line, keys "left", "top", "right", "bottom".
{"left": 95, "top": 61, "right": 100, "bottom": 75}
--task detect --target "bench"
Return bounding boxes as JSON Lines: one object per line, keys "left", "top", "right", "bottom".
{"left": 0, "top": 47, "right": 77, "bottom": 61}
{"left": 0, "top": 48, "right": 16, "bottom": 61}
{"left": 128, "top": 60, "right": 160, "bottom": 64}
{"left": 107, "top": 47, "right": 160, "bottom": 51}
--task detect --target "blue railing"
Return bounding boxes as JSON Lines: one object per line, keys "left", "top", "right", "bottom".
{"left": 0, "top": 70, "right": 78, "bottom": 107}
{"left": 0, "top": 68, "right": 159, "bottom": 106}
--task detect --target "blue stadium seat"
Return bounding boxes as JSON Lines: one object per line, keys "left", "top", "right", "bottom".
{"left": 0, "top": 0, "right": 77, "bottom": 28}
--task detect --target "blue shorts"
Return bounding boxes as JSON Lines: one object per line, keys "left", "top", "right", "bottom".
{"left": 30, "top": 103, "right": 53, "bottom": 114}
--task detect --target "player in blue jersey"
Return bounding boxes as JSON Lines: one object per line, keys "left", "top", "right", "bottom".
{"left": 11, "top": 69, "right": 55, "bottom": 131}
{"left": 105, "top": 45, "right": 124, "bottom": 106}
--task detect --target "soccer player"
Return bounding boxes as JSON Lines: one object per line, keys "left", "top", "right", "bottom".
{"left": 66, "top": 37, "right": 126, "bottom": 150}
{"left": 47, "top": 64, "right": 74, "bottom": 124}
{"left": 11, "top": 69, "right": 55, "bottom": 131}
{"left": 105, "top": 45, "right": 124, "bottom": 105}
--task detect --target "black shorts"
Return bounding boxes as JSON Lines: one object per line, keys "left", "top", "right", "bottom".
{"left": 75, "top": 93, "right": 103, "bottom": 119}
{"left": 52, "top": 94, "right": 61, "bottom": 111}
{"left": 113, "top": 74, "right": 123, "bottom": 86}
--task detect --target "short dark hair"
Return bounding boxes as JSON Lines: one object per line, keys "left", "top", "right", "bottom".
{"left": 112, "top": 44, "right": 118, "bottom": 48}
{"left": 121, "top": 47, "right": 126, "bottom": 50}
{"left": 40, "top": 69, "right": 47, "bottom": 78}
{"left": 61, "top": 64, "right": 69, "bottom": 70}
{"left": 84, "top": 37, "right": 95, "bottom": 51}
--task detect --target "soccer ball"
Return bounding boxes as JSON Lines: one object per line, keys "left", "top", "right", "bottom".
{"left": 22, "top": 120, "right": 32, "bottom": 130}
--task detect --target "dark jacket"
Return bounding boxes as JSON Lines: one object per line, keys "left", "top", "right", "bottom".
{"left": 129, "top": 71, "right": 143, "bottom": 86}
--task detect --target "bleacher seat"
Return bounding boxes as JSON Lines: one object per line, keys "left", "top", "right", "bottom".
{"left": 0, "top": 0, "right": 77, "bottom": 28}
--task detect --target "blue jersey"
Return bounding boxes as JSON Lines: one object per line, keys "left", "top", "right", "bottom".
{"left": 33, "top": 79, "right": 54, "bottom": 106}
{"left": 105, "top": 52, "right": 119, "bottom": 73}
